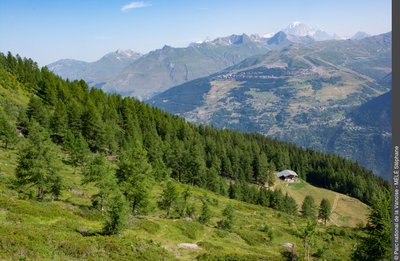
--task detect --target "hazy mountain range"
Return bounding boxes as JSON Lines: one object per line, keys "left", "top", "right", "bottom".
{"left": 48, "top": 22, "right": 351, "bottom": 99}
{"left": 149, "top": 32, "right": 392, "bottom": 179}
{"left": 48, "top": 49, "right": 141, "bottom": 86}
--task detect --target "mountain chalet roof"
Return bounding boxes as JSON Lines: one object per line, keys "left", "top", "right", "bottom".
{"left": 276, "top": 170, "right": 298, "bottom": 178}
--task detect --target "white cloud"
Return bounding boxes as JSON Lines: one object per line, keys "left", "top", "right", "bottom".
{"left": 121, "top": 1, "right": 151, "bottom": 12}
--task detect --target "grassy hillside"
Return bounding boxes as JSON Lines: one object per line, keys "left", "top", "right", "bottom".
{"left": 0, "top": 147, "right": 365, "bottom": 260}
{"left": 273, "top": 177, "right": 368, "bottom": 227}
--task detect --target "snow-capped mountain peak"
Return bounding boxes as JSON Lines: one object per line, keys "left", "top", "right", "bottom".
{"left": 289, "top": 21, "right": 302, "bottom": 28}
{"left": 115, "top": 49, "right": 137, "bottom": 58}
{"left": 262, "top": 32, "right": 275, "bottom": 38}
{"left": 101, "top": 49, "right": 141, "bottom": 61}
{"left": 283, "top": 21, "right": 340, "bottom": 41}
{"left": 284, "top": 22, "right": 317, "bottom": 37}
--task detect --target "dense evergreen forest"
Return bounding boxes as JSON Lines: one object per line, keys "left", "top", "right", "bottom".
{"left": 0, "top": 52, "right": 389, "bottom": 209}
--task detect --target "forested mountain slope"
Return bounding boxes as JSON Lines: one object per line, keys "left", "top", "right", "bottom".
{"left": 0, "top": 52, "right": 388, "bottom": 204}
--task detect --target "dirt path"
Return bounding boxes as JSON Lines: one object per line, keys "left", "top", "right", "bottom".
{"left": 328, "top": 194, "right": 340, "bottom": 226}
{"left": 332, "top": 194, "right": 339, "bottom": 212}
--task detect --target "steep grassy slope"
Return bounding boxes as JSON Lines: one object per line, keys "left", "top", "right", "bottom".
{"left": 0, "top": 148, "right": 365, "bottom": 261}
{"left": 273, "top": 177, "right": 368, "bottom": 227}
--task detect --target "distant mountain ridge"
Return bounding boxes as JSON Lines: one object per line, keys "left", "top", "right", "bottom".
{"left": 47, "top": 49, "right": 141, "bottom": 86}
{"left": 100, "top": 35, "right": 270, "bottom": 98}
{"left": 351, "top": 32, "right": 371, "bottom": 40}
{"left": 47, "top": 22, "right": 353, "bottom": 99}
{"left": 266, "top": 31, "right": 314, "bottom": 47}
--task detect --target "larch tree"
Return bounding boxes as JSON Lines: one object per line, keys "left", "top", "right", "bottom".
{"left": 82, "top": 153, "right": 129, "bottom": 234}
{"left": 0, "top": 109, "right": 17, "bottom": 149}
{"left": 82, "top": 153, "right": 118, "bottom": 211}
{"left": 217, "top": 204, "right": 235, "bottom": 230}
{"left": 15, "top": 121, "right": 62, "bottom": 200}
{"left": 302, "top": 220, "right": 317, "bottom": 261}
{"left": 158, "top": 181, "right": 179, "bottom": 217}
{"left": 352, "top": 190, "right": 391, "bottom": 261}
{"left": 318, "top": 198, "right": 332, "bottom": 225}
{"left": 117, "top": 141, "right": 153, "bottom": 215}
{"left": 198, "top": 199, "right": 211, "bottom": 224}
{"left": 301, "top": 195, "right": 317, "bottom": 220}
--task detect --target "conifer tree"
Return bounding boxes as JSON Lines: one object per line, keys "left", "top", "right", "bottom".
{"left": 50, "top": 101, "right": 68, "bottom": 144}
{"left": 283, "top": 193, "right": 298, "bottom": 215}
{"left": 16, "top": 110, "right": 30, "bottom": 136}
{"left": 81, "top": 101, "right": 106, "bottom": 152}
{"left": 82, "top": 153, "right": 117, "bottom": 211}
{"left": 66, "top": 100, "right": 82, "bottom": 136}
{"left": 270, "top": 188, "right": 284, "bottom": 210}
{"left": 64, "top": 130, "right": 90, "bottom": 167}
{"left": 158, "top": 181, "right": 179, "bottom": 217}
{"left": 175, "top": 187, "right": 194, "bottom": 218}
{"left": 318, "top": 198, "right": 331, "bottom": 225}
{"left": 0, "top": 109, "right": 17, "bottom": 149}
{"left": 228, "top": 182, "right": 237, "bottom": 199}
{"left": 257, "top": 187, "right": 270, "bottom": 207}
{"left": 103, "top": 189, "right": 129, "bottom": 235}
{"left": 27, "top": 96, "right": 48, "bottom": 127}
{"left": 252, "top": 153, "right": 270, "bottom": 184}
{"left": 302, "top": 220, "right": 317, "bottom": 261}
{"left": 15, "top": 121, "right": 62, "bottom": 200}
{"left": 184, "top": 140, "right": 206, "bottom": 186}
{"left": 198, "top": 199, "right": 211, "bottom": 224}
{"left": 352, "top": 190, "right": 391, "bottom": 260}
{"left": 204, "top": 167, "right": 221, "bottom": 193}
{"left": 217, "top": 204, "right": 235, "bottom": 230}
{"left": 152, "top": 159, "right": 171, "bottom": 181}
{"left": 301, "top": 195, "right": 317, "bottom": 220}
{"left": 117, "top": 142, "right": 153, "bottom": 215}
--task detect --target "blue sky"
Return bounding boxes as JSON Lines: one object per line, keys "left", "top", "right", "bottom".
{"left": 0, "top": 0, "right": 391, "bottom": 65}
